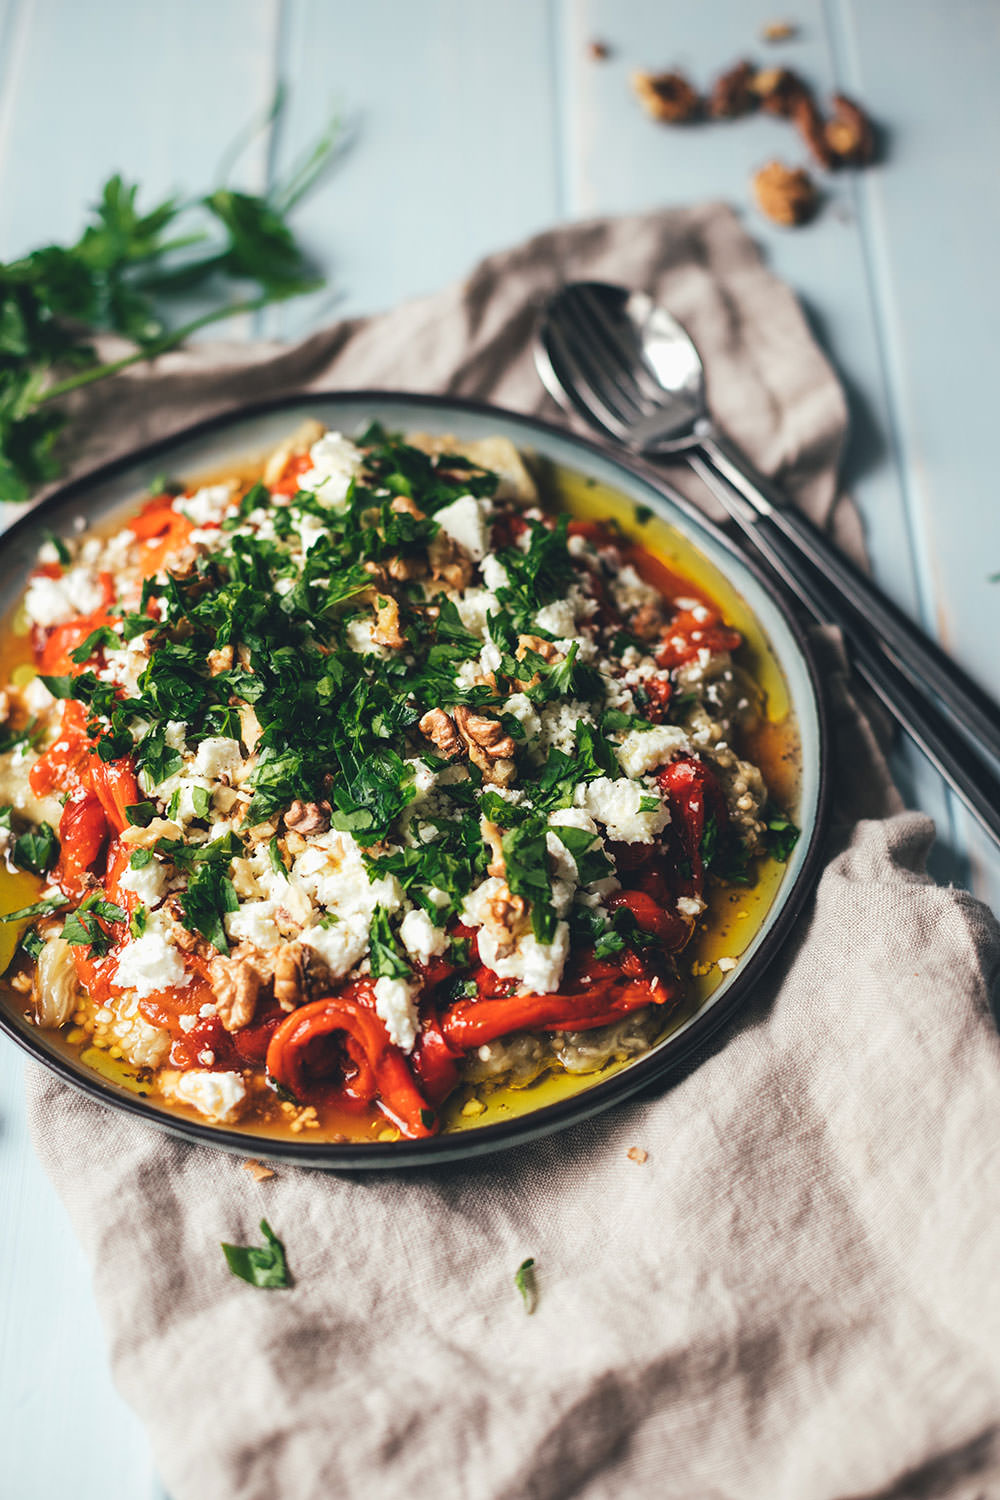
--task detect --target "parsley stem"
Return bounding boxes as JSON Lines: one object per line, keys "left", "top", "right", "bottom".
{"left": 38, "top": 289, "right": 312, "bottom": 404}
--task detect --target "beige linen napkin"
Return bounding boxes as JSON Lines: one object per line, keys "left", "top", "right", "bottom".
{"left": 23, "top": 206, "right": 1000, "bottom": 1500}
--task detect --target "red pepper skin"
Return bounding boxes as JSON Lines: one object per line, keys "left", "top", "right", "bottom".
{"left": 440, "top": 972, "right": 677, "bottom": 1050}
{"left": 266, "top": 989, "right": 435, "bottom": 1139}
{"left": 656, "top": 754, "right": 728, "bottom": 895}
{"left": 55, "top": 785, "right": 109, "bottom": 898}
{"left": 605, "top": 889, "right": 693, "bottom": 951}
{"left": 411, "top": 1017, "right": 463, "bottom": 1106}
{"left": 88, "top": 758, "right": 141, "bottom": 835}
{"left": 29, "top": 700, "right": 93, "bottom": 797}
{"left": 655, "top": 604, "right": 741, "bottom": 670}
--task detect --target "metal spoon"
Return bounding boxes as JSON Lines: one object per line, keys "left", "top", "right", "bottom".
{"left": 534, "top": 279, "right": 1000, "bottom": 846}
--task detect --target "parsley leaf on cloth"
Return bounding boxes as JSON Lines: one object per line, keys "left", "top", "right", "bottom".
{"left": 221, "top": 1219, "right": 293, "bottom": 1290}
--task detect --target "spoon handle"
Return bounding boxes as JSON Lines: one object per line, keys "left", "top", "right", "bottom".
{"left": 697, "top": 426, "right": 1000, "bottom": 768}
{"left": 686, "top": 453, "right": 1000, "bottom": 849}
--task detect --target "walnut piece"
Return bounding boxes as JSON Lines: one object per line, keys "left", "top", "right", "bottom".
{"left": 480, "top": 816, "right": 506, "bottom": 879}
{"left": 428, "top": 529, "right": 474, "bottom": 591}
{"left": 825, "top": 93, "right": 875, "bottom": 166}
{"left": 484, "top": 884, "right": 528, "bottom": 959}
{"left": 631, "top": 69, "right": 700, "bottom": 124}
{"left": 390, "top": 494, "right": 425, "bottom": 520}
{"left": 587, "top": 39, "right": 610, "bottom": 61}
{"left": 761, "top": 20, "right": 797, "bottom": 42}
{"left": 516, "top": 634, "right": 560, "bottom": 664}
{"left": 708, "top": 60, "right": 758, "bottom": 119}
{"left": 273, "top": 942, "right": 306, "bottom": 1011}
{"left": 419, "top": 708, "right": 463, "bottom": 759}
{"left": 750, "top": 66, "right": 808, "bottom": 117}
{"left": 792, "top": 92, "right": 836, "bottom": 169}
{"left": 209, "top": 944, "right": 271, "bottom": 1032}
{"left": 284, "top": 799, "right": 330, "bottom": 836}
{"left": 120, "top": 816, "right": 182, "bottom": 848}
{"left": 752, "top": 161, "right": 818, "bottom": 226}
{"left": 371, "top": 592, "right": 405, "bottom": 650}
{"left": 242, "top": 1159, "right": 275, "bottom": 1182}
{"left": 207, "top": 644, "right": 233, "bottom": 677}
{"left": 627, "top": 1146, "right": 649, "bottom": 1164}
{"left": 453, "top": 707, "right": 516, "bottom": 760}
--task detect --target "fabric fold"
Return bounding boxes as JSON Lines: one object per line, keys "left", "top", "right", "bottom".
{"left": 16, "top": 204, "right": 1000, "bottom": 1500}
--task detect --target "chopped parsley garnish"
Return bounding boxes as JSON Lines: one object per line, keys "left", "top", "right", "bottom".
{"left": 514, "top": 1257, "right": 538, "bottom": 1314}
{"left": 221, "top": 1219, "right": 292, "bottom": 1290}
{"left": 61, "top": 892, "right": 128, "bottom": 953}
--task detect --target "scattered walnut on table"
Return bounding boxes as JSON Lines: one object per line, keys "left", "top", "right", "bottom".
{"left": 631, "top": 69, "right": 701, "bottom": 124}
{"left": 752, "top": 160, "right": 818, "bottom": 225}
{"left": 627, "top": 1146, "right": 649, "bottom": 1164}
{"left": 587, "top": 39, "right": 610, "bottom": 62}
{"left": 750, "top": 65, "right": 808, "bottom": 117}
{"left": 792, "top": 91, "right": 836, "bottom": 169}
{"left": 242, "top": 1159, "right": 275, "bottom": 1182}
{"left": 825, "top": 93, "right": 875, "bottom": 166}
{"left": 708, "top": 60, "right": 758, "bottom": 119}
{"left": 761, "top": 20, "right": 797, "bottom": 43}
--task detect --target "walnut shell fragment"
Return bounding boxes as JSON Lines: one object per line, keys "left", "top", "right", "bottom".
{"left": 708, "top": 60, "right": 758, "bottom": 120}
{"left": 752, "top": 161, "right": 818, "bottom": 226}
{"left": 825, "top": 93, "right": 876, "bottom": 166}
{"left": 631, "top": 69, "right": 701, "bottom": 124}
{"left": 761, "top": 20, "right": 797, "bottom": 43}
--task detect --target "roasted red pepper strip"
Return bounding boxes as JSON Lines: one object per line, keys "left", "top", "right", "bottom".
{"left": 266, "top": 991, "right": 434, "bottom": 1139}
{"left": 657, "top": 754, "right": 728, "bottom": 895}
{"left": 29, "top": 700, "right": 93, "bottom": 797}
{"left": 655, "top": 604, "right": 742, "bottom": 670}
{"left": 440, "top": 972, "right": 677, "bottom": 1050}
{"left": 410, "top": 1016, "right": 463, "bottom": 1107}
{"left": 605, "top": 889, "right": 693, "bottom": 950}
{"left": 88, "top": 758, "right": 142, "bottom": 835}
{"left": 55, "top": 784, "right": 109, "bottom": 898}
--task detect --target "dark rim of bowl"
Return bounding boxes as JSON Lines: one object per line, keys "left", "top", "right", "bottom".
{"left": 0, "top": 389, "right": 831, "bottom": 1168}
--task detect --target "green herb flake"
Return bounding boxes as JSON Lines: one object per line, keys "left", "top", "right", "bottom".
{"left": 12, "top": 822, "right": 59, "bottom": 876}
{"left": 2, "top": 895, "right": 69, "bottom": 923}
{"left": 514, "top": 1257, "right": 538, "bottom": 1314}
{"left": 221, "top": 1218, "right": 292, "bottom": 1290}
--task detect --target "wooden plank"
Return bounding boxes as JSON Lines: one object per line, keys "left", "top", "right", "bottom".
{"left": 563, "top": 0, "right": 970, "bottom": 885}
{"left": 0, "top": 8, "right": 278, "bottom": 1497}
{"left": 829, "top": 0, "right": 1000, "bottom": 908}
{"left": 0, "top": 0, "right": 280, "bottom": 343}
{"left": 260, "top": 0, "right": 563, "bottom": 337}
{"left": 0, "top": 1052, "right": 160, "bottom": 1500}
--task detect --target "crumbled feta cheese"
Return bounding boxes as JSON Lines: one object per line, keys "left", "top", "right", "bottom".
{"left": 615, "top": 725, "right": 689, "bottom": 778}
{"left": 453, "top": 587, "right": 499, "bottom": 638}
{"left": 171, "top": 1069, "right": 247, "bottom": 1124}
{"left": 113, "top": 911, "right": 190, "bottom": 998}
{"left": 118, "top": 856, "right": 169, "bottom": 908}
{"left": 345, "top": 616, "right": 389, "bottom": 657}
{"left": 301, "top": 915, "right": 370, "bottom": 980}
{"left": 172, "top": 483, "right": 234, "bottom": 527}
{"left": 399, "top": 907, "right": 447, "bottom": 965}
{"left": 434, "top": 494, "right": 491, "bottom": 561}
{"left": 611, "top": 564, "right": 660, "bottom": 614}
{"left": 577, "top": 777, "right": 670, "bottom": 844}
{"left": 300, "top": 431, "right": 363, "bottom": 505}
{"left": 373, "top": 975, "right": 419, "bottom": 1052}
{"left": 225, "top": 900, "right": 282, "bottom": 950}
{"left": 503, "top": 692, "right": 541, "bottom": 741}
{"left": 192, "top": 736, "right": 244, "bottom": 782}
{"left": 477, "top": 921, "right": 570, "bottom": 995}
{"left": 536, "top": 700, "right": 595, "bottom": 757}
{"left": 534, "top": 597, "right": 578, "bottom": 637}
{"left": 676, "top": 896, "right": 705, "bottom": 918}
{"left": 479, "top": 553, "right": 509, "bottom": 591}
{"left": 21, "top": 675, "right": 55, "bottom": 715}
{"left": 164, "top": 721, "right": 187, "bottom": 751}
{"left": 23, "top": 568, "right": 106, "bottom": 628}
{"left": 717, "top": 956, "right": 738, "bottom": 974}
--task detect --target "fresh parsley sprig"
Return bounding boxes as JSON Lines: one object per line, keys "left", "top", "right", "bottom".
{"left": 0, "top": 104, "right": 340, "bottom": 502}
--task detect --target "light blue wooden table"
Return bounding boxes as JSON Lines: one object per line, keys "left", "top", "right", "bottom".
{"left": 1, "top": 2, "right": 998, "bottom": 1495}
